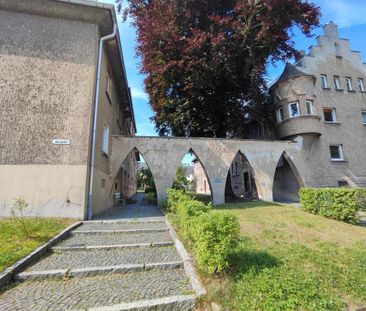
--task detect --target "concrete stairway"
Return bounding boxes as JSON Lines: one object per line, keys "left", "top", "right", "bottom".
{"left": 0, "top": 220, "right": 197, "bottom": 311}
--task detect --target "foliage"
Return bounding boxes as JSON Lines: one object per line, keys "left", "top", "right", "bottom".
{"left": 11, "top": 198, "right": 30, "bottom": 238}
{"left": 204, "top": 202, "right": 366, "bottom": 310}
{"left": 137, "top": 167, "right": 156, "bottom": 194}
{"left": 117, "top": 0, "right": 320, "bottom": 137}
{"left": 172, "top": 165, "right": 189, "bottom": 190}
{"left": 190, "top": 213, "right": 240, "bottom": 273}
{"left": 0, "top": 218, "right": 74, "bottom": 272}
{"left": 300, "top": 188, "right": 366, "bottom": 223}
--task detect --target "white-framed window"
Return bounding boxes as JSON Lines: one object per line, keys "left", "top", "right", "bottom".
{"left": 320, "top": 74, "right": 328, "bottom": 89}
{"left": 345, "top": 77, "right": 353, "bottom": 91}
{"left": 358, "top": 78, "right": 365, "bottom": 92}
{"left": 102, "top": 125, "right": 110, "bottom": 155}
{"left": 323, "top": 108, "right": 337, "bottom": 123}
{"left": 330, "top": 144, "right": 344, "bottom": 161}
{"left": 305, "top": 100, "right": 314, "bottom": 115}
{"left": 333, "top": 76, "right": 341, "bottom": 90}
{"left": 362, "top": 111, "right": 366, "bottom": 125}
{"left": 288, "top": 102, "right": 300, "bottom": 118}
{"left": 277, "top": 107, "right": 285, "bottom": 123}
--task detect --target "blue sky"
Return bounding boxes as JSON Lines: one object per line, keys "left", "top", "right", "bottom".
{"left": 108, "top": 0, "right": 366, "bottom": 137}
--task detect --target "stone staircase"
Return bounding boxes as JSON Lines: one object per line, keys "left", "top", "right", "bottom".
{"left": 0, "top": 220, "right": 197, "bottom": 311}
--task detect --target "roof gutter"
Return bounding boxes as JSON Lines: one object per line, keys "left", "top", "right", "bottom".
{"left": 87, "top": 23, "right": 117, "bottom": 220}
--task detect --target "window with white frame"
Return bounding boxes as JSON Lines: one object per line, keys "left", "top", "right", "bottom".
{"left": 345, "top": 77, "right": 353, "bottom": 91}
{"left": 333, "top": 76, "right": 341, "bottom": 90}
{"left": 277, "top": 107, "right": 285, "bottom": 123}
{"left": 323, "top": 108, "right": 337, "bottom": 123}
{"left": 330, "top": 145, "right": 344, "bottom": 161}
{"left": 102, "top": 125, "right": 110, "bottom": 155}
{"left": 305, "top": 100, "right": 314, "bottom": 115}
{"left": 288, "top": 102, "right": 300, "bottom": 118}
{"left": 362, "top": 111, "right": 366, "bottom": 124}
{"left": 320, "top": 74, "right": 328, "bottom": 88}
{"left": 358, "top": 78, "right": 365, "bottom": 92}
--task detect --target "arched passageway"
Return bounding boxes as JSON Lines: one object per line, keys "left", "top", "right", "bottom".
{"left": 272, "top": 152, "right": 302, "bottom": 202}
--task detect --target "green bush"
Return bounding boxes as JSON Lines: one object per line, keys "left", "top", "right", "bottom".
{"left": 300, "top": 188, "right": 366, "bottom": 223}
{"left": 189, "top": 213, "right": 240, "bottom": 273}
{"left": 167, "top": 189, "right": 190, "bottom": 213}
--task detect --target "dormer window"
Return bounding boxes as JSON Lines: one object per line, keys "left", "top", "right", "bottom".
{"left": 320, "top": 74, "right": 328, "bottom": 89}
{"left": 345, "top": 77, "right": 353, "bottom": 91}
{"left": 333, "top": 76, "right": 341, "bottom": 90}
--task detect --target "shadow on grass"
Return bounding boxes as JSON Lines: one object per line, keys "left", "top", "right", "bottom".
{"left": 214, "top": 200, "right": 281, "bottom": 211}
{"left": 228, "top": 242, "right": 280, "bottom": 278}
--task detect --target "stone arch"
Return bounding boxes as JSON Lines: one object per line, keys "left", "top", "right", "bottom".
{"left": 225, "top": 150, "right": 259, "bottom": 202}
{"left": 272, "top": 151, "right": 303, "bottom": 202}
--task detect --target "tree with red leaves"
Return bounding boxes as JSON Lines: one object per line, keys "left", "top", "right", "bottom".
{"left": 117, "top": 0, "right": 320, "bottom": 138}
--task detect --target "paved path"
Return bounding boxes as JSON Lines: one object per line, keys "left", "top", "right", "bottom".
{"left": 0, "top": 197, "right": 196, "bottom": 310}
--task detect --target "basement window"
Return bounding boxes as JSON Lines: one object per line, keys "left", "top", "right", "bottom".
{"left": 323, "top": 108, "right": 337, "bottom": 123}
{"left": 338, "top": 180, "right": 349, "bottom": 187}
{"left": 330, "top": 145, "right": 344, "bottom": 161}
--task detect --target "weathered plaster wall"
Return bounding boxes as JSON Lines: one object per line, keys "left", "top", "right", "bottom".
{"left": 0, "top": 10, "right": 99, "bottom": 217}
{"left": 111, "top": 136, "right": 307, "bottom": 206}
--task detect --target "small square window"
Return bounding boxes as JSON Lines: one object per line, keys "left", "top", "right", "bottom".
{"left": 362, "top": 111, "right": 366, "bottom": 124}
{"left": 320, "top": 74, "right": 328, "bottom": 89}
{"left": 288, "top": 102, "right": 300, "bottom": 118}
{"left": 323, "top": 108, "right": 337, "bottom": 123}
{"left": 333, "top": 76, "right": 341, "bottom": 90}
{"left": 277, "top": 107, "right": 284, "bottom": 122}
{"left": 338, "top": 181, "right": 349, "bottom": 188}
{"left": 346, "top": 77, "right": 353, "bottom": 91}
{"left": 358, "top": 78, "right": 365, "bottom": 92}
{"left": 305, "top": 100, "right": 314, "bottom": 115}
{"left": 330, "top": 145, "right": 344, "bottom": 161}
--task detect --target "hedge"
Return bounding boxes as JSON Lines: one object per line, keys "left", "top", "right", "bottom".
{"left": 299, "top": 188, "right": 366, "bottom": 223}
{"left": 167, "top": 189, "right": 240, "bottom": 273}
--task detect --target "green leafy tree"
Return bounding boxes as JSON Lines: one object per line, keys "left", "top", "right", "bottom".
{"left": 173, "top": 165, "right": 189, "bottom": 190}
{"left": 137, "top": 167, "right": 156, "bottom": 193}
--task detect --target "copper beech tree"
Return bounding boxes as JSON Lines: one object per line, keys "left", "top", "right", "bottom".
{"left": 117, "top": 0, "right": 320, "bottom": 137}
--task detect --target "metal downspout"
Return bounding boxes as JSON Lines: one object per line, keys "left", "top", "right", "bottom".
{"left": 87, "top": 24, "right": 117, "bottom": 220}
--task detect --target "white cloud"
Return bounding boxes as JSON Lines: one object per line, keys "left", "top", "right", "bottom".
{"left": 315, "top": 0, "right": 366, "bottom": 28}
{"left": 130, "top": 87, "right": 149, "bottom": 101}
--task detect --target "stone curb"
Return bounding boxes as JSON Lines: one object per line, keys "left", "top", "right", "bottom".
{"left": 17, "top": 261, "right": 184, "bottom": 280}
{"left": 165, "top": 217, "right": 207, "bottom": 297}
{"left": 83, "top": 294, "right": 197, "bottom": 311}
{"left": 72, "top": 228, "right": 169, "bottom": 235}
{"left": 51, "top": 241, "right": 174, "bottom": 252}
{"left": 0, "top": 221, "right": 82, "bottom": 289}
{"left": 83, "top": 219, "right": 166, "bottom": 224}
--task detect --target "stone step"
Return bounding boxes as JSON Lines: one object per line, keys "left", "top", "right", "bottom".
{"left": 76, "top": 221, "right": 168, "bottom": 232}
{"left": 55, "top": 231, "right": 173, "bottom": 249}
{"left": 22, "top": 246, "right": 182, "bottom": 274}
{"left": 0, "top": 269, "right": 195, "bottom": 311}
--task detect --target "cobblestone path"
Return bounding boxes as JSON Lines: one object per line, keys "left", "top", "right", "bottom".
{"left": 0, "top": 203, "right": 196, "bottom": 310}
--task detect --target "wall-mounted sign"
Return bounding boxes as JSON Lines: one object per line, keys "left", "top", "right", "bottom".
{"left": 52, "top": 139, "right": 71, "bottom": 145}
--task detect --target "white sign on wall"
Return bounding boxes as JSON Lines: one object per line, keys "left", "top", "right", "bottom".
{"left": 52, "top": 139, "right": 71, "bottom": 145}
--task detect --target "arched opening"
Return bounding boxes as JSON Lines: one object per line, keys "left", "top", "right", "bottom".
{"left": 173, "top": 149, "right": 212, "bottom": 204}
{"left": 225, "top": 151, "right": 258, "bottom": 203}
{"left": 272, "top": 152, "right": 302, "bottom": 203}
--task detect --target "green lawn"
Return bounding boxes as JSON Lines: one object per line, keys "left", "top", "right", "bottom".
{"left": 199, "top": 202, "right": 366, "bottom": 311}
{"left": 0, "top": 218, "right": 75, "bottom": 273}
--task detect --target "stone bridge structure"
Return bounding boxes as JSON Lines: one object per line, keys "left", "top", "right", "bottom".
{"left": 110, "top": 136, "right": 309, "bottom": 206}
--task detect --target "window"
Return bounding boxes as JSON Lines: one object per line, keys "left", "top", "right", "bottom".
{"left": 362, "top": 111, "right": 366, "bottom": 124}
{"left": 106, "top": 72, "right": 112, "bottom": 104}
{"left": 338, "top": 181, "right": 349, "bottom": 188}
{"left": 335, "top": 43, "right": 342, "bottom": 57}
{"left": 358, "top": 78, "right": 365, "bottom": 92}
{"left": 235, "top": 162, "right": 239, "bottom": 176}
{"left": 102, "top": 125, "right": 110, "bottom": 155}
{"left": 305, "top": 100, "right": 314, "bottom": 115}
{"left": 330, "top": 145, "right": 344, "bottom": 161}
{"left": 345, "top": 77, "right": 353, "bottom": 91}
{"left": 333, "top": 76, "right": 341, "bottom": 90}
{"left": 288, "top": 102, "right": 300, "bottom": 118}
{"left": 101, "top": 179, "right": 106, "bottom": 188}
{"left": 277, "top": 107, "right": 285, "bottom": 122}
{"left": 320, "top": 74, "right": 328, "bottom": 88}
{"left": 323, "top": 108, "right": 337, "bottom": 123}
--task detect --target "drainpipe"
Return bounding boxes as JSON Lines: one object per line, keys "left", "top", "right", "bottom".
{"left": 87, "top": 24, "right": 118, "bottom": 220}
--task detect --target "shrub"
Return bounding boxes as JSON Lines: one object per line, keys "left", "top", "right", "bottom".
{"left": 189, "top": 213, "right": 240, "bottom": 273}
{"left": 167, "top": 189, "right": 190, "bottom": 213}
{"left": 300, "top": 188, "right": 366, "bottom": 223}
{"left": 11, "top": 198, "right": 30, "bottom": 238}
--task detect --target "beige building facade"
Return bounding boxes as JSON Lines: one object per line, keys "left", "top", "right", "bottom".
{"left": 0, "top": 0, "right": 137, "bottom": 219}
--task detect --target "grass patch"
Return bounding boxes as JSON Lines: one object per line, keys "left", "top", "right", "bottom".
{"left": 0, "top": 217, "right": 75, "bottom": 272}
{"left": 198, "top": 202, "right": 366, "bottom": 310}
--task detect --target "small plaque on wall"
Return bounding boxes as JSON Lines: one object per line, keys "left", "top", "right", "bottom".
{"left": 52, "top": 139, "right": 71, "bottom": 145}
